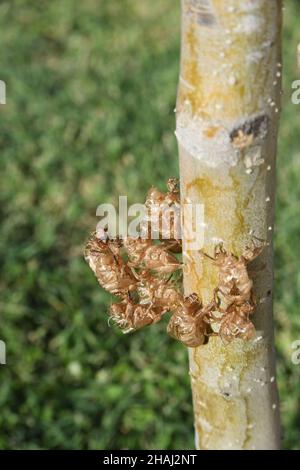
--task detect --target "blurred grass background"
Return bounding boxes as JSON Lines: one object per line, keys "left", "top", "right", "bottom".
{"left": 0, "top": 0, "right": 299, "bottom": 450}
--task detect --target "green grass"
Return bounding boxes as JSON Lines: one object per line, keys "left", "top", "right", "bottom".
{"left": 0, "top": 0, "right": 299, "bottom": 450}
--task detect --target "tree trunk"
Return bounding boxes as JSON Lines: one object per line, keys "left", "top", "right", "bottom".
{"left": 176, "top": 0, "right": 282, "bottom": 450}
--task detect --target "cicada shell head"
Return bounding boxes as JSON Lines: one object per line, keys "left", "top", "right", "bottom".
{"left": 84, "top": 232, "right": 112, "bottom": 274}
{"left": 145, "top": 187, "right": 165, "bottom": 208}
{"left": 242, "top": 244, "right": 265, "bottom": 263}
{"left": 166, "top": 178, "right": 180, "bottom": 195}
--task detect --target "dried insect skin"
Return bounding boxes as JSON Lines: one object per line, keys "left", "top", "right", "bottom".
{"left": 84, "top": 234, "right": 116, "bottom": 280}
{"left": 124, "top": 237, "right": 181, "bottom": 274}
{"left": 123, "top": 237, "right": 150, "bottom": 264}
{"left": 137, "top": 270, "right": 182, "bottom": 311}
{"left": 166, "top": 178, "right": 180, "bottom": 205}
{"left": 110, "top": 300, "right": 164, "bottom": 334}
{"left": 218, "top": 302, "right": 255, "bottom": 344}
{"left": 168, "top": 310, "right": 205, "bottom": 347}
{"left": 202, "top": 242, "right": 264, "bottom": 308}
{"left": 145, "top": 178, "right": 180, "bottom": 208}
{"left": 200, "top": 241, "right": 266, "bottom": 344}
{"left": 144, "top": 178, "right": 182, "bottom": 251}
{"left": 167, "top": 293, "right": 215, "bottom": 348}
{"left": 84, "top": 233, "right": 137, "bottom": 298}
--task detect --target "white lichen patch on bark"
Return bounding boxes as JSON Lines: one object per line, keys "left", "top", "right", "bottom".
{"left": 176, "top": 117, "right": 239, "bottom": 168}
{"left": 177, "top": 0, "right": 282, "bottom": 450}
{"left": 234, "top": 15, "right": 264, "bottom": 35}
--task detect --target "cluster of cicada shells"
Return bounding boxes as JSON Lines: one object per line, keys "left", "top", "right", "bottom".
{"left": 202, "top": 242, "right": 266, "bottom": 344}
{"left": 84, "top": 179, "right": 266, "bottom": 347}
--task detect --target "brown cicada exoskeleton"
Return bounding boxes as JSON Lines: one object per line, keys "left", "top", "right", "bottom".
{"left": 109, "top": 299, "right": 164, "bottom": 334}
{"left": 137, "top": 270, "right": 182, "bottom": 312}
{"left": 144, "top": 178, "right": 182, "bottom": 252}
{"left": 218, "top": 301, "right": 256, "bottom": 343}
{"left": 145, "top": 178, "right": 180, "bottom": 211}
{"left": 84, "top": 233, "right": 137, "bottom": 298}
{"left": 201, "top": 240, "right": 265, "bottom": 308}
{"left": 123, "top": 237, "right": 181, "bottom": 275}
{"left": 167, "top": 293, "right": 217, "bottom": 347}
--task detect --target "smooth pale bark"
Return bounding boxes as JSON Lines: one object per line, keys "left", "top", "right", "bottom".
{"left": 176, "top": 0, "right": 282, "bottom": 450}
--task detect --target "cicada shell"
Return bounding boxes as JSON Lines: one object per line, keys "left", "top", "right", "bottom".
{"left": 95, "top": 263, "right": 137, "bottom": 297}
{"left": 167, "top": 294, "right": 210, "bottom": 347}
{"left": 141, "top": 244, "right": 181, "bottom": 274}
{"left": 137, "top": 271, "right": 181, "bottom": 311}
{"left": 159, "top": 203, "right": 181, "bottom": 248}
{"left": 218, "top": 257, "right": 254, "bottom": 307}
{"left": 110, "top": 301, "right": 164, "bottom": 334}
{"left": 84, "top": 232, "right": 110, "bottom": 270}
{"left": 241, "top": 243, "right": 266, "bottom": 264}
{"left": 218, "top": 301, "right": 256, "bottom": 343}
{"left": 145, "top": 177, "right": 180, "bottom": 213}
{"left": 144, "top": 178, "right": 181, "bottom": 249}
{"left": 124, "top": 237, "right": 181, "bottom": 274}
{"left": 202, "top": 242, "right": 263, "bottom": 308}
{"left": 123, "top": 237, "right": 150, "bottom": 265}
{"left": 85, "top": 233, "right": 137, "bottom": 297}
{"left": 219, "top": 312, "right": 255, "bottom": 343}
